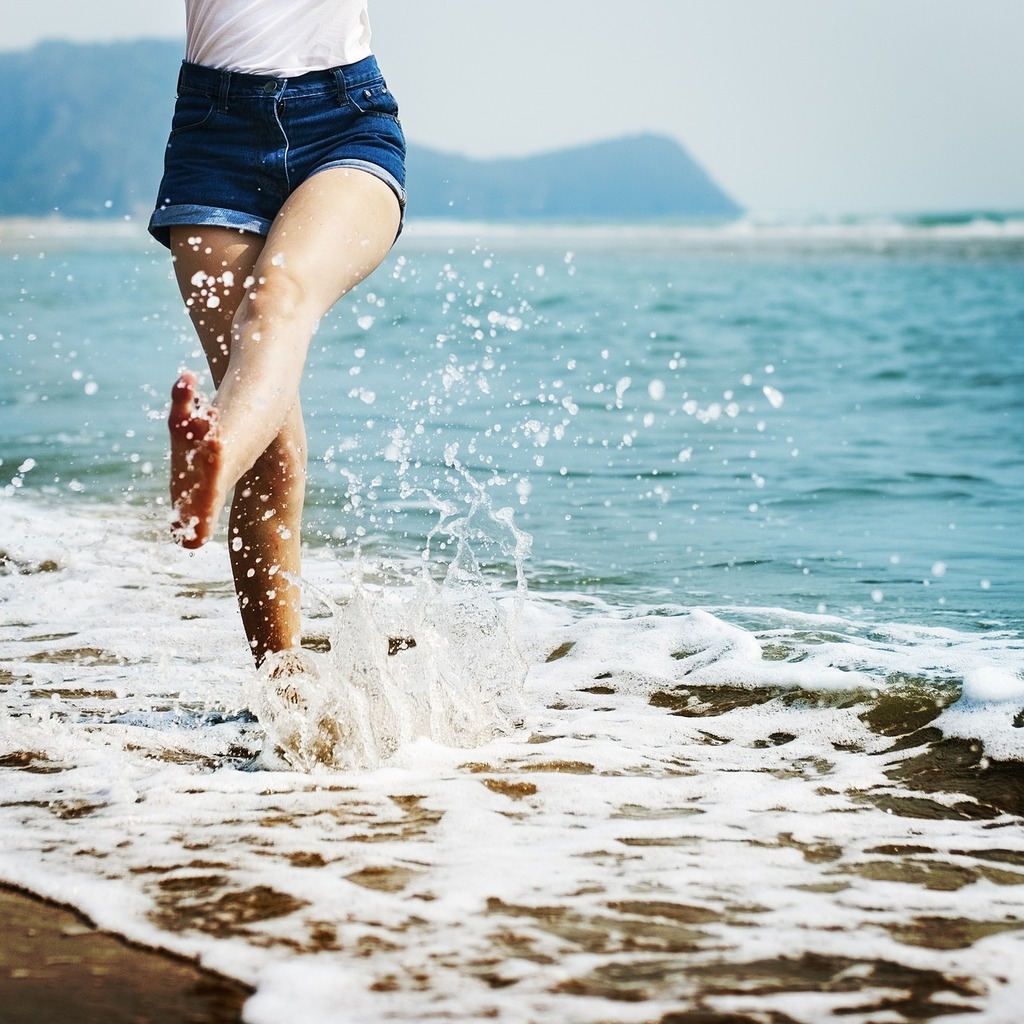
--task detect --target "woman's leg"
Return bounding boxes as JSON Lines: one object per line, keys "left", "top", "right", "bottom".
{"left": 168, "top": 230, "right": 307, "bottom": 662}
{"left": 169, "top": 166, "right": 401, "bottom": 662}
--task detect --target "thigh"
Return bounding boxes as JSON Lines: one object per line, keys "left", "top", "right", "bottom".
{"left": 251, "top": 165, "right": 402, "bottom": 322}
{"left": 170, "top": 227, "right": 265, "bottom": 384}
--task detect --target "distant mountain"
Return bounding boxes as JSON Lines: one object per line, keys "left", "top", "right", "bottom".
{"left": 0, "top": 40, "right": 179, "bottom": 219}
{"left": 407, "top": 134, "right": 741, "bottom": 220}
{"left": 0, "top": 40, "right": 741, "bottom": 222}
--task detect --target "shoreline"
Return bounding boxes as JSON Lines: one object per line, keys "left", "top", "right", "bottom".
{"left": 0, "top": 882, "right": 251, "bottom": 1023}
{"left": 2, "top": 210, "right": 1024, "bottom": 249}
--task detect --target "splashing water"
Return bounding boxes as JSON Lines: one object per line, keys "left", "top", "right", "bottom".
{"left": 246, "top": 487, "right": 532, "bottom": 771}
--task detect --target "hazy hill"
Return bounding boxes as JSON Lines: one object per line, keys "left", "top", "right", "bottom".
{"left": 0, "top": 39, "right": 741, "bottom": 221}
{"left": 0, "top": 40, "right": 178, "bottom": 219}
{"left": 407, "top": 133, "right": 741, "bottom": 220}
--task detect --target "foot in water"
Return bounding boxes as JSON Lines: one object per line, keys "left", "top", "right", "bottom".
{"left": 168, "top": 371, "right": 223, "bottom": 548}
{"left": 250, "top": 649, "right": 345, "bottom": 771}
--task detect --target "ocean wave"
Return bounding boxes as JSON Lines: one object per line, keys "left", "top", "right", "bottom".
{"left": 4, "top": 211, "right": 1024, "bottom": 253}
{"left": 2, "top": 493, "right": 1021, "bottom": 765}
{"left": 400, "top": 212, "right": 1024, "bottom": 250}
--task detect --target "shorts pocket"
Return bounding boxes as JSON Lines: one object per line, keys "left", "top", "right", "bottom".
{"left": 170, "top": 91, "right": 218, "bottom": 136}
{"left": 349, "top": 79, "right": 400, "bottom": 119}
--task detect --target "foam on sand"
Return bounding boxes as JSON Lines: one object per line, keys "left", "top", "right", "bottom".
{"left": 2, "top": 494, "right": 1023, "bottom": 1023}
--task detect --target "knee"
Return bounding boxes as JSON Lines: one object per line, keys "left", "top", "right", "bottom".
{"left": 240, "top": 266, "right": 310, "bottom": 328}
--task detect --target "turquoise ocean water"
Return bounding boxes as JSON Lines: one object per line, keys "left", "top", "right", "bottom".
{"left": 3, "top": 218, "right": 1021, "bottom": 625}
{"left": 1, "top": 216, "right": 1023, "bottom": 1022}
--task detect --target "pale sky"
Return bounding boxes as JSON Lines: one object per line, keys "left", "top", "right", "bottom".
{"left": 4, "top": 0, "right": 1023, "bottom": 215}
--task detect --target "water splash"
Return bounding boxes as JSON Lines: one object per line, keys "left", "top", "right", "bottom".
{"left": 246, "top": 487, "right": 531, "bottom": 771}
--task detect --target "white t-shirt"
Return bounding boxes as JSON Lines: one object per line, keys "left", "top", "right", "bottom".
{"left": 184, "top": 0, "right": 373, "bottom": 77}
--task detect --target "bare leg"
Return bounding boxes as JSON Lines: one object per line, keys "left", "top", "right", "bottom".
{"left": 169, "top": 230, "right": 262, "bottom": 548}
{"left": 227, "top": 403, "right": 307, "bottom": 663}
{"left": 169, "top": 167, "right": 401, "bottom": 663}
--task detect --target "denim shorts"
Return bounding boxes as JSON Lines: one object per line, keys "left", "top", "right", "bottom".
{"left": 148, "top": 54, "right": 406, "bottom": 248}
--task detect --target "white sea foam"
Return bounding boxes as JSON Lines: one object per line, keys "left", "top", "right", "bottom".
{"left": 2, "top": 493, "right": 1024, "bottom": 1022}
{"left": 961, "top": 666, "right": 1024, "bottom": 705}
{"left": 934, "top": 666, "right": 1024, "bottom": 762}
{"left": 399, "top": 213, "right": 1024, "bottom": 251}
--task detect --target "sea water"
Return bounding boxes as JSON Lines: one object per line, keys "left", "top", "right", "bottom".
{"left": 1, "top": 216, "right": 1023, "bottom": 1023}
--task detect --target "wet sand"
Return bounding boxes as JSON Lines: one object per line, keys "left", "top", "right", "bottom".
{"left": 0, "top": 883, "right": 251, "bottom": 1024}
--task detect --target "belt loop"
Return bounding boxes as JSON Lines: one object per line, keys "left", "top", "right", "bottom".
{"left": 332, "top": 66, "right": 347, "bottom": 107}
{"left": 218, "top": 70, "right": 231, "bottom": 114}
{"left": 176, "top": 61, "right": 186, "bottom": 94}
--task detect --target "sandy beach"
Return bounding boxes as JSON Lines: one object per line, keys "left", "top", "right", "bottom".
{"left": 0, "top": 883, "right": 251, "bottom": 1023}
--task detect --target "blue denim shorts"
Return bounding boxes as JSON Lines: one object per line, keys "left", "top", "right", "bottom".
{"left": 148, "top": 54, "right": 406, "bottom": 248}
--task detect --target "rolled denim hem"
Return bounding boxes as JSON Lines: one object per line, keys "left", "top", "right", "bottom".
{"left": 308, "top": 158, "right": 407, "bottom": 212}
{"left": 148, "top": 204, "right": 271, "bottom": 249}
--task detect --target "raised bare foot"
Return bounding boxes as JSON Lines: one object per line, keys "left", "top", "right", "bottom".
{"left": 168, "top": 371, "right": 223, "bottom": 549}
